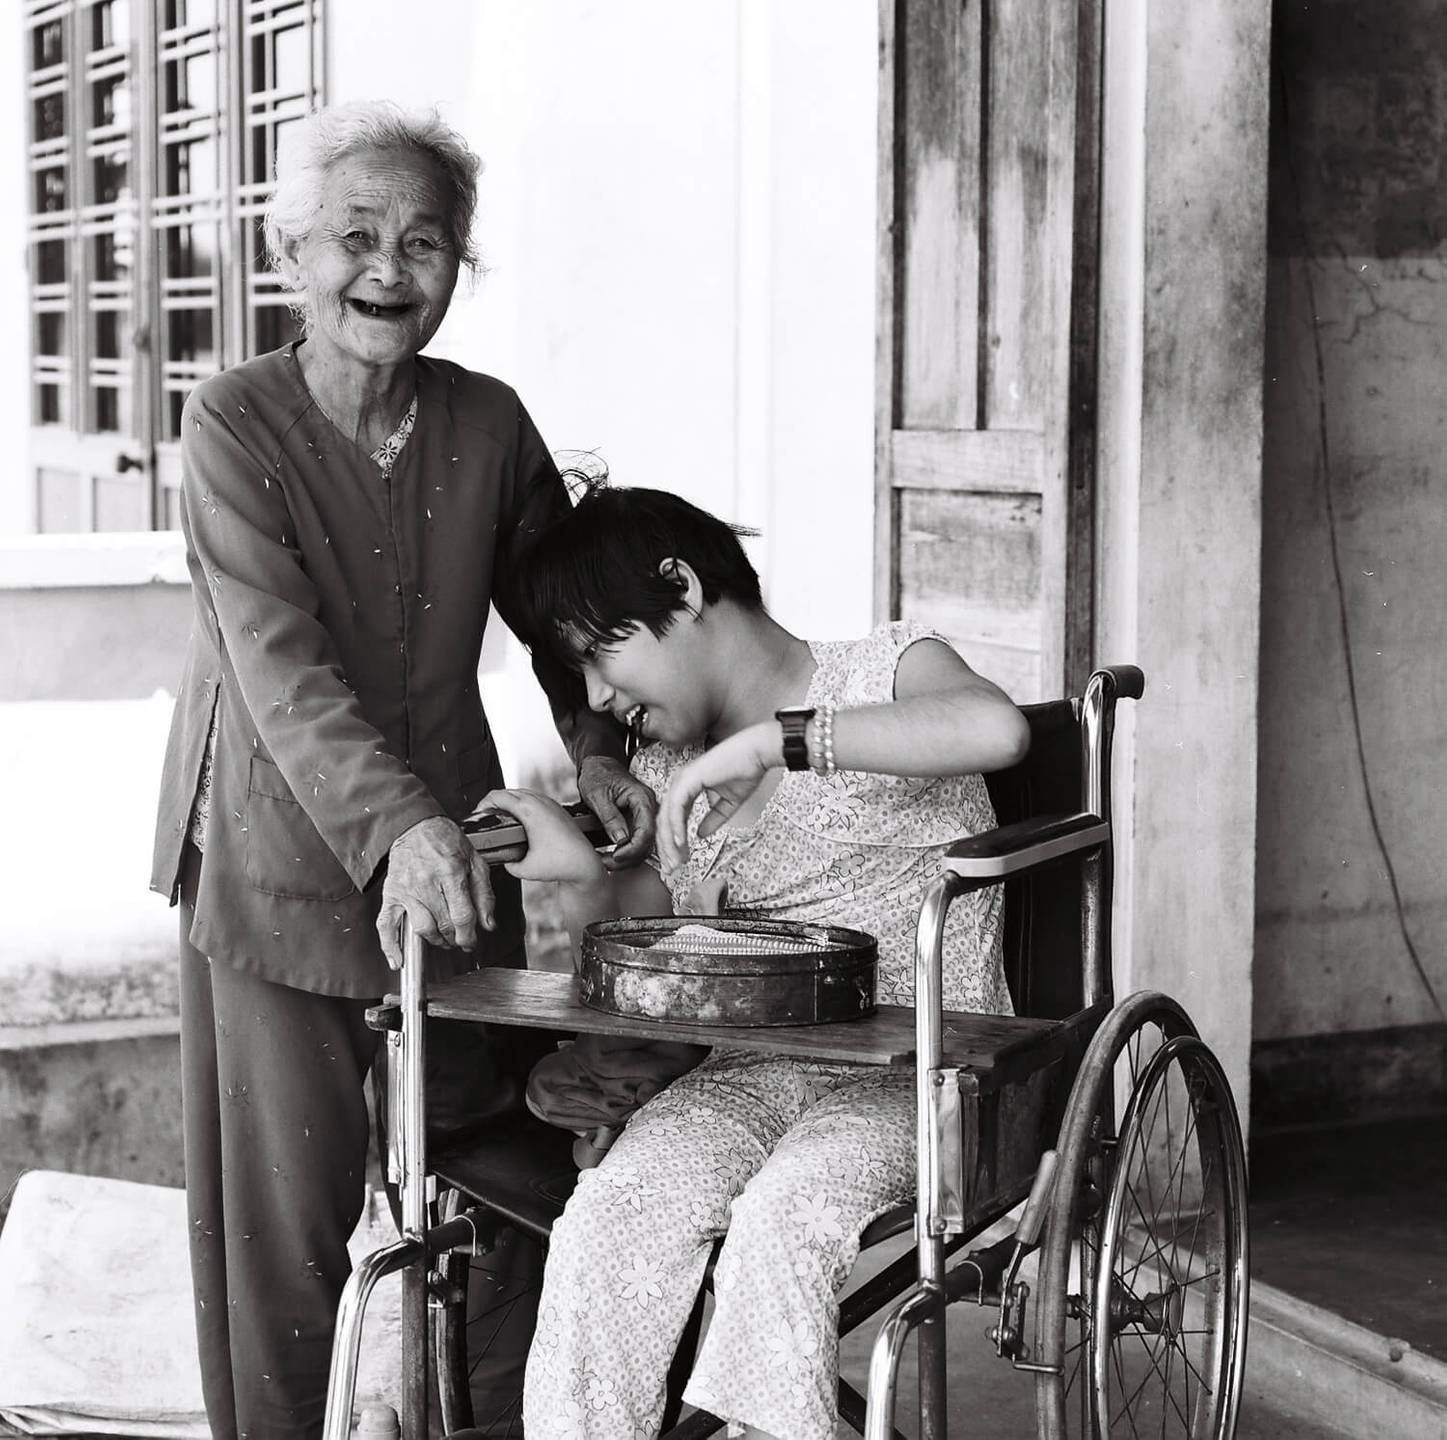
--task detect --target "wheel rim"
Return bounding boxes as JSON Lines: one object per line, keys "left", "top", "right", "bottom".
{"left": 1035, "top": 992, "right": 1205, "bottom": 1440}
{"left": 1091, "top": 1036, "right": 1248, "bottom": 1439}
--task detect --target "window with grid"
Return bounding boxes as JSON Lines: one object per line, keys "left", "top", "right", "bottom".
{"left": 22, "top": 0, "right": 324, "bottom": 533}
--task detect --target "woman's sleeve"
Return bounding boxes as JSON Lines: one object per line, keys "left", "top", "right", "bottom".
{"left": 490, "top": 400, "right": 629, "bottom": 771}
{"left": 182, "top": 387, "right": 443, "bottom": 891}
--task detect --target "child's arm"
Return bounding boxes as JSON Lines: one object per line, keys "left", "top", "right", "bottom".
{"left": 657, "top": 639, "right": 1030, "bottom": 866}
{"left": 475, "top": 788, "right": 674, "bottom": 963}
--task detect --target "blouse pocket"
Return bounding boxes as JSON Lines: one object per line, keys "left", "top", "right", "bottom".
{"left": 244, "top": 755, "right": 356, "bottom": 900}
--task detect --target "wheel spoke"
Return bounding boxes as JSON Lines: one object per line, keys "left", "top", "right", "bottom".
{"left": 1111, "top": 1338, "right": 1146, "bottom": 1440}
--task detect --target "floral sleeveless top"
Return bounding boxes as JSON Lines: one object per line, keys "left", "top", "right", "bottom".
{"left": 631, "top": 620, "right": 1012, "bottom": 1016}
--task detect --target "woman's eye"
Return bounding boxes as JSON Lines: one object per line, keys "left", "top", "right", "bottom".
{"left": 342, "top": 231, "right": 370, "bottom": 249}
{"left": 406, "top": 236, "right": 440, "bottom": 253}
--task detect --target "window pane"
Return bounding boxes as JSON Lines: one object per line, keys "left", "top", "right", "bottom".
{"left": 165, "top": 224, "right": 216, "bottom": 278}
{"left": 273, "top": 25, "right": 309, "bottom": 91}
{"left": 95, "top": 310, "right": 128, "bottom": 359}
{"left": 34, "top": 91, "right": 66, "bottom": 142}
{"left": 36, "top": 165, "right": 68, "bottom": 213}
{"left": 168, "top": 308, "right": 216, "bottom": 368}
{"left": 93, "top": 150, "right": 131, "bottom": 205}
{"left": 165, "top": 136, "right": 216, "bottom": 194}
{"left": 165, "top": 0, "right": 217, "bottom": 30}
{"left": 38, "top": 311, "right": 66, "bottom": 356}
{"left": 167, "top": 389, "right": 186, "bottom": 439}
{"left": 254, "top": 304, "right": 300, "bottom": 355}
{"left": 32, "top": 20, "right": 65, "bottom": 72}
{"left": 163, "top": 485, "right": 183, "bottom": 530}
{"left": 167, "top": 53, "right": 216, "bottom": 113}
{"left": 93, "top": 385, "right": 121, "bottom": 433}
{"left": 39, "top": 385, "right": 67, "bottom": 425}
{"left": 37, "top": 238, "right": 67, "bottom": 285}
{"left": 93, "top": 74, "right": 132, "bottom": 128}
{"left": 91, "top": 1, "right": 131, "bottom": 51}
{"left": 95, "top": 231, "right": 134, "bottom": 284}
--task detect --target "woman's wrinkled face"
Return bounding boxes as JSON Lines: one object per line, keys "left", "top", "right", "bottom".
{"left": 281, "top": 146, "right": 460, "bottom": 371}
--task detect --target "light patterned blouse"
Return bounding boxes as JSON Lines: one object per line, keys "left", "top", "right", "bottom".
{"left": 632, "top": 620, "right": 1012, "bottom": 1016}
{"left": 187, "top": 398, "right": 418, "bottom": 850}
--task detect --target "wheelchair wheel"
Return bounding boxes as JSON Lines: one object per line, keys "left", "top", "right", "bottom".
{"left": 433, "top": 1186, "right": 545, "bottom": 1439}
{"left": 1034, "top": 991, "right": 1248, "bottom": 1439}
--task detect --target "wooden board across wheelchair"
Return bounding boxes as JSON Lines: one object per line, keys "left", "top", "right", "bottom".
{"left": 420, "top": 968, "right": 1065, "bottom": 1088}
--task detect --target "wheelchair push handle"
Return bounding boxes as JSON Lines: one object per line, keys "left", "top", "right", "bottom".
{"left": 461, "top": 800, "right": 610, "bottom": 865}
{"left": 1091, "top": 663, "right": 1145, "bottom": 701}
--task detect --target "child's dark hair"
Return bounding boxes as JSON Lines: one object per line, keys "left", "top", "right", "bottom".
{"left": 524, "top": 476, "right": 763, "bottom": 667}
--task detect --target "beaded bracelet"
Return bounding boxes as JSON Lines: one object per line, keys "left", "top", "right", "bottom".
{"left": 808, "top": 703, "right": 837, "bottom": 775}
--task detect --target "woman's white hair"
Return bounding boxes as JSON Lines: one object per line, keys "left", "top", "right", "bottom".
{"left": 263, "top": 100, "right": 482, "bottom": 279}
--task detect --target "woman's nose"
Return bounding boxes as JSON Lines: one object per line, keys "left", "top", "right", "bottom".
{"left": 369, "top": 248, "right": 408, "bottom": 285}
{"left": 584, "top": 669, "right": 613, "bottom": 712}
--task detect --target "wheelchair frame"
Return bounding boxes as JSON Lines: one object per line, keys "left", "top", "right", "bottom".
{"left": 322, "top": 665, "right": 1250, "bottom": 1440}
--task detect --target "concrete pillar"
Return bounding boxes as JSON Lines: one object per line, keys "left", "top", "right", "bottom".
{"left": 1096, "top": 0, "right": 1272, "bottom": 1114}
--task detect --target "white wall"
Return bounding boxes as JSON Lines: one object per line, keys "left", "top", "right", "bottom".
{"left": 332, "top": 1, "right": 878, "bottom": 782}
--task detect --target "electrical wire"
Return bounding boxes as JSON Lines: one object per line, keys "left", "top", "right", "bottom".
{"left": 1273, "top": 42, "right": 1447, "bottom": 1021}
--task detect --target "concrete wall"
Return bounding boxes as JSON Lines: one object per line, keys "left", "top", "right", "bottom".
{"left": 1096, "top": 0, "right": 1272, "bottom": 1108}
{"left": 1256, "top": 0, "right": 1447, "bottom": 1039}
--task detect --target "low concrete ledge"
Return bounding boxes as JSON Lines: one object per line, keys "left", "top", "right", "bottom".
{"left": 1249, "top": 1278, "right": 1447, "bottom": 1439}
{"left": 0, "top": 531, "right": 188, "bottom": 589}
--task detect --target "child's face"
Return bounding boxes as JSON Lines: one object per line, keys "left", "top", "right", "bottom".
{"left": 574, "top": 618, "right": 706, "bottom": 748}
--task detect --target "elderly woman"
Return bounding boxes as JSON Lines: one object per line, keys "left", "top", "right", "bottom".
{"left": 149, "top": 101, "right": 653, "bottom": 1439}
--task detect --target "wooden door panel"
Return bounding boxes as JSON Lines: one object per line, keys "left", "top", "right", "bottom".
{"left": 898, "top": 488, "right": 1043, "bottom": 702}
{"left": 878, "top": 0, "right": 1100, "bottom": 702}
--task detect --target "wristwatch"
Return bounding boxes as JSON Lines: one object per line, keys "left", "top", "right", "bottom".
{"left": 775, "top": 706, "right": 817, "bottom": 771}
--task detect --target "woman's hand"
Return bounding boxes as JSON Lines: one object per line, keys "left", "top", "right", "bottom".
{"left": 577, "top": 755, "right": 658, "bottom": 869}
{"left": 377, "top": 815, "right": 493, "bottom": 969}
{"left": 473, "top": 788, "right": 609, "bottom": 884}
{"left": 657, "top": 723, "right": 780, "bottom": 872}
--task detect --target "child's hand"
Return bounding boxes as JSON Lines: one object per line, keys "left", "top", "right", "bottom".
{"left": 657, "top": 723, "right": 778, "bottom": 872}
{"left": 471, "top": 789, "right": 609, "bottom": 884}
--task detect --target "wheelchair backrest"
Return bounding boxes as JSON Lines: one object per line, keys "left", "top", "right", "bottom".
{"left": 985, "top": 698, "right": 1092, "bottom": 1021}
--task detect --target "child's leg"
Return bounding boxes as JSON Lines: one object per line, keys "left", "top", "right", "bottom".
{"left": 522, "top": 1053, "right": 808, "bottom": 1440}
{"left": 682, "top": 1069, "right": 915, "bottom": 1440}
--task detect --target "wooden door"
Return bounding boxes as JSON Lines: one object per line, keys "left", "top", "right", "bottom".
{"left": 876, "top": 0, "right": 1102, "bottom": 701}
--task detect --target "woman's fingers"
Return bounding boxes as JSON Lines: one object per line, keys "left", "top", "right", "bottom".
{"left": 468, "top": 850, "right": 498, "bottom": 930}
{"left": 695, "top": 788, "right": 741, "bottom": 841}
{"left": 604, "top": 779, "right": 658, "bottom": 869}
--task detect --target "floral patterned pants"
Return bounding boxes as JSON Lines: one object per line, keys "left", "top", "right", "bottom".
{"left": 522, "top": 1051, "right": 916, "bottom": 1440}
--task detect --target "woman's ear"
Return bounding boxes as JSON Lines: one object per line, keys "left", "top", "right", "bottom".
{"left": 276, "top": 232, "right": 307, "bottom": 292}
{"left": 659, "top": 557, "right": 704, "bottom": 616}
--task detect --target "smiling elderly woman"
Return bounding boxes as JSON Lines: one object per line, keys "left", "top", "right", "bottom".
{"left": 149, "top": 101, "right": 654, "bottom": 1439}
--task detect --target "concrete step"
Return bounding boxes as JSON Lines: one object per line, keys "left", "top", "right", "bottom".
{"left": 0, "top": 1019, "right": 184, "bottom": 1220}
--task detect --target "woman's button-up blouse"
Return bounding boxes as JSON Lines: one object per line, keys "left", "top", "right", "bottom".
{"left": 150, "top": 344, "right": 601, "bottom": 997}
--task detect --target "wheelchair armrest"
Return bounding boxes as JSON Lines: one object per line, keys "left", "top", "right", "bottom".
{"left": 943, "top": 811, "right": 1109, "bottom": 881}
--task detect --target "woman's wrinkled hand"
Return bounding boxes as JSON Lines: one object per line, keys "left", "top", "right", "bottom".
{"left": 472, "top": 788, "right": 609, "bottom": 884}
{"left": 657, "top": 723, "right": 778, "bottom": 873}
{"left": 577, "top": 754, "right": 658, "bottom": 869}
{"left": 377, "top": 814, "right": 493, "bottom": 969}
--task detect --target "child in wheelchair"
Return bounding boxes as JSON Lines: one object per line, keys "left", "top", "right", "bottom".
{"left": 478, "top": 482, "right": 1028, "bottom": 1440}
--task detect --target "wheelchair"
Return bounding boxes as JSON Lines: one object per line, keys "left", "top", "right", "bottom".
{"left": 323, "top": 665, "right": 1250, "bottom": 1440}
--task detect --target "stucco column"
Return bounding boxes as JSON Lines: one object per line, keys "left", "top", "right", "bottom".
{"left": 1095, "top": 0, "right": 1272, "bottom": 1116}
